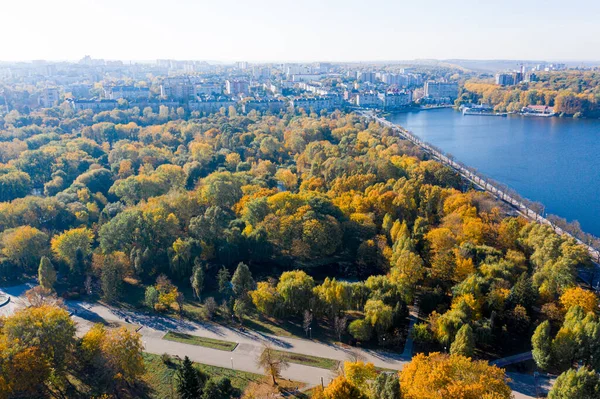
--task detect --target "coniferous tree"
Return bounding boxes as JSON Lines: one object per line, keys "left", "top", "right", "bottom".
{"left": 202, "top": 377, "right": 236, "bottom": 399}
{"left": 217, "top": 267, "right": 231, "bottom": 295}
{"left": 176, "top": 356, "right": 207, "bottom": 399}
{"left": 508, "top": 273, "right": 537, "bottom": 311}
{"left": 38, "top": 256, "right": 57, "bottom": 290}
{"left": 191, "top": 258, "right": 205, "bottom": 301}
{"left": 450, "top": 324, "right": 475, "bottom": 357}
{"left": 231, "top": 262, "right": 255, "bottom": 298}
{"left": 101, "top": 259, "right": 123, "bottom": 303}
{"left": 371, "top": 372, "right": 401, "bottom": 399}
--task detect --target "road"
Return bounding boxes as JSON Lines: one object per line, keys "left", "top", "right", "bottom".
{"left": 0, "top": 283, "right": 553, "bottom": 397}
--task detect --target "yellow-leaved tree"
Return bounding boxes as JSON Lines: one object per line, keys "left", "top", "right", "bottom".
{"left": 323, "top": 376, "right": 368, "bottom": 399}
{"left": 343, "top": 361, "right": 376, "bottom": 392}
{"left": 399, "top": 353, "right": 512, "bottom": 399}
{"left": 560, "top": 287, "right": 598, "bottom": 313}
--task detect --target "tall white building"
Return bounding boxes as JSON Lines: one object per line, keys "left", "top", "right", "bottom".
{"left": 356, "top": 92, "right": 381, "bottom": 107}
{"left": 195, "top": 82, "right": 222, "bottom": 96}
{"left": 225, "top": 79, "right": 249, "bottom": 95}
{"left": 357, "top": 71, "right": 376, "bottom": 83}
{"left": 105, "top": 86, "right": 150, "bottom": 100}
{"left": 161, "top": 77, "right": 196, "bottom": 101}
{"left": 378, "top": 92, "right": 412, "bottom": 109}
{"left": 424, "top": 81, "right": 459, "bottom": 101}
{"left": 39, "top": 87, "right": 60, "bottom": 108}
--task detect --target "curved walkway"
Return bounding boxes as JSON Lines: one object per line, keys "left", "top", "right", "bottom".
{"left": 1, "top": 283, "right": 552, "bottom": 397}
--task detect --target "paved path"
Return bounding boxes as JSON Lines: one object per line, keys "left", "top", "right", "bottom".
{"left": 1, "top": 283, "right": 553, "bottom": 396}
{"left": 491, "top": 351, "right": 533, "bottom": 368}
{"left": 400, "top": 304, "right": 418, "bottom": 360}
{"left": 68, "top": 300, "right": 406, "bottom": 375}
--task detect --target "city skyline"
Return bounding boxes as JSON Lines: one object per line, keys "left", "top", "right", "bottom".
{"left": 3, "top": 0, "right": 600, "bottom": 62}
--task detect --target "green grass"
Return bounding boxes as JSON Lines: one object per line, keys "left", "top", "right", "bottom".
{"left": 163, "top": 331, "right": 238, "bottom": 351}
{"left": 272, "top": 349, "right": 339, "bottom": 370}
{"left": 142, "top": 353, "right": 261, "bottom": 398}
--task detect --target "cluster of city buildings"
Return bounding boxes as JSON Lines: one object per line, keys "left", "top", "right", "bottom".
{"left": 495, "top": 63, "right": 569, "bottom": 87}
{"left": 1, "top": 56, "right": 464, "bottom": 115}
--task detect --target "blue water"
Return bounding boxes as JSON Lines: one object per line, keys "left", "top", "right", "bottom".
{"left": 387, "top": 109, "right": 600, "bottom": 236}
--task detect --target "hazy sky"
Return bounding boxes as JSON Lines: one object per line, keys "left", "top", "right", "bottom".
{"left": 3, "top": 0, "right": 600, "bottom": 62}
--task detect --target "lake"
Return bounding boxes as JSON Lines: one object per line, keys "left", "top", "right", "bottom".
{"left": 386, "top": 108, "right": 600, "bottom": 236}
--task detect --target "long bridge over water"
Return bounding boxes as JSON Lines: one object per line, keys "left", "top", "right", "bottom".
{"left": 360, "top": 111, "right": 600, "bottom": 271}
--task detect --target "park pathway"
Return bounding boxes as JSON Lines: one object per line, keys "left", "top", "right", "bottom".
{"left": 1, "top": 283, "right": 554, "bottom": 397}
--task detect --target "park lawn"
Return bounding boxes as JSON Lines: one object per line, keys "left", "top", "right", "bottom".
{"left": 142, "top": 353, "right": 262, "bottom": 398}
{"left": 163, "top": 331, "right": 238, "bottom": 351}
{"left": 272, "top": 349, "right": 339, "bottom": 370}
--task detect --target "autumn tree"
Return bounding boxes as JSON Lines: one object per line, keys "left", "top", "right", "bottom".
{"left": 323, "top": 376, "right": 368, "bottom": 399}
{"left": 51, "top": 227, "right": 93, "bottom": 270}
{"left": 250, "top": 281, "right": 280, "bottom": 316}
{"left": 81, "top": 324, "right": 145, "bottom": 389}
{"left": 344, "top": 361, "right": 376, "bottom": 392}
{"left": 560, "top": 287, "right": 598, "bottom": 314}
{"left": 257, "top": 343, "right": 289, "bottom": 385}
{"left": 3, "top": 305, "right": 76, "bottom": 377}
{"left": 0, "top": 225, "right": 49, "bottom": 272}
{"left": 400, "top": 353, "right": 512, "bottom": 399}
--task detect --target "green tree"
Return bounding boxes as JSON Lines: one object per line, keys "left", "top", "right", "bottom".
{"left": 509, "top": 273, "right": 537, "bottom": 311}
{"left": 191, "top": 259, "right": 205, "bottom": 301}
{"left": 364, "top": 299, "right": 393, "bottom": 335}
{"left": 276, "top": 270, "right": 315, "bottom": 315}
{"left": 348, "top": 319, "right": 373, "bottom": 342}
{"left": 532, "top": 320, "right": 553, "bottom": 370}
{"left": 38, "top": 256, "right": 57, "bottom": 290}
{"left": 233, "top": 298, "right": 249, "bottom": 324}
{"left": 201, "top": 377, "right": 236, "bottom": 399}
{"left": 176, "top": 356, "right": 207, "bottom": 399}
{"left": 231, "top": 262, "right": 255, "bottom": 298}
{"left": 549, "top": 368, "right": 600, "bottom": 399}
{"left": 169, "top": 237, "right": 199, "bottom": 280}
{"left": 101, "top": 257, "right": 124, "bottom": 303}
{"left": 145, "top": 286, "right": 159, "bottom": 309}
{"left": 217, "top": 267, "right": 231, "bottom": 295}
{"left": 371, "top": 372, "right": 401, "bottom": 399}
{"left": 450, "top": 324, "right": 475, "bottom": 357}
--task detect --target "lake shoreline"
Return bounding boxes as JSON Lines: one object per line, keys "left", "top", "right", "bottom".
{"left": 386, "top": 108, "right": 600, "bottom": 236}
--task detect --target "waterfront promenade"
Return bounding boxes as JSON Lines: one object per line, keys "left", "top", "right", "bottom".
{"left": 361, "top": 110, "right": 600, "bottom": 266}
